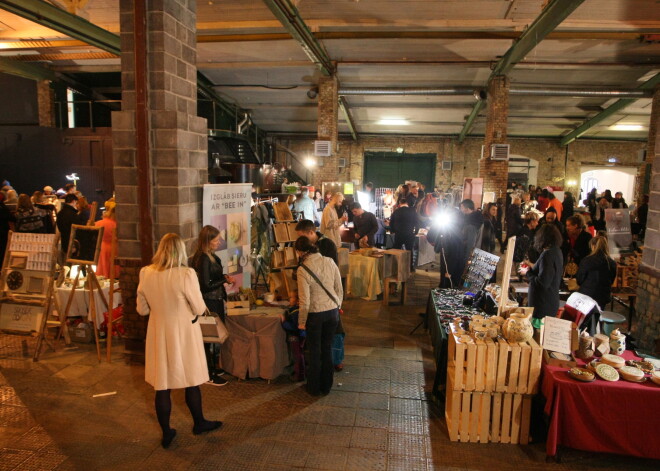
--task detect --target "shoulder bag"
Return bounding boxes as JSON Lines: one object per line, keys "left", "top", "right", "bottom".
{"left": 197, "top": 308, "right": 229, "bottom": 343}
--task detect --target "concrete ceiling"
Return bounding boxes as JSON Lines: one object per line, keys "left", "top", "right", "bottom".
{"left": 0, "top": 0, "right": 659, "bottom": 140}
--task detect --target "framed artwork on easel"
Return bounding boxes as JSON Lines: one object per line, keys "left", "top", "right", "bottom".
{"left": 66, "top": 225, "right": 104, "bottom": 265}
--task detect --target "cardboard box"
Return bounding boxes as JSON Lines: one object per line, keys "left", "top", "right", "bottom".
{"left": 0, "top": 303, "right": 44, "bottom": 332}
{"left": 68, "top": 322, "right": 94, "bottom": 343}
{"left": 542, "top": 349, "right": 577, "bottom": 368}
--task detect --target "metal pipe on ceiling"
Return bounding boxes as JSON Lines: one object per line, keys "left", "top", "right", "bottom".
{"left": 509, "top": 88, "right": 652, "bottom": 98}
{"left": 338, "top": 87, "right": 653, "bottom": 99}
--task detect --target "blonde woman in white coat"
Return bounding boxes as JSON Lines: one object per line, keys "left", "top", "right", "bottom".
{"left": 137, "top": 233, "right": 222, "bottom": 448}
{"left": 320, "top": 192, "right": 347, "bottom": 247}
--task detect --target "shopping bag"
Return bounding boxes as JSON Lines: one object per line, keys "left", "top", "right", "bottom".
{"left": 198, "top": 309, "right": 229, "bottom": 343}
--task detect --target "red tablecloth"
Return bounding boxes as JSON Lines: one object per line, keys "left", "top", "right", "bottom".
{"left": 542, "top": 350, "right": 660, "bottom": 459}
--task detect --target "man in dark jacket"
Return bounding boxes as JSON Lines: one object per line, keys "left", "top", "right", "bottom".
{"left": 57, "top": 193, "right": 85, "bottom": 256}
{"left": 350, "top": 202, "right": 379, "bottom": 247}
{"left": 505, "top": 196, "right": 523, "bottom": 248}
{"left": 389, "top": 197, "right": 417, "bottom": 269}
{"left": 460, "top": 199, "right": 484, "bottom": 268}
{"left": 562, "top": 214, "right": 592, "bottom": 267}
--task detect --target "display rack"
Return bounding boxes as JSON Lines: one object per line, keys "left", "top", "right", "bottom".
{"left": 0, "top": 231, "right": 61, "bottom": 361}
{"left": 461, "top": 248, "right": 500, "bottom": 293}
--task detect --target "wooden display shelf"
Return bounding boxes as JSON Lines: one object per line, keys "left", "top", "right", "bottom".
{"left": 446, "top": 373, "right": 532, "bottom": 444}
{"left": 447, "top": 323, "right": 542, "bottom": 394}
{"left": 273, "top": 202, "right": 294, "bottom": 222}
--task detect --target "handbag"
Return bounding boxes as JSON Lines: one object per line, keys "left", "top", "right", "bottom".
{"left": 198, "top": 309, "right": 229, "bottom": 343}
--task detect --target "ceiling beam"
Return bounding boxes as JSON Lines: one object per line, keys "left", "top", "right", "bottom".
{"left": 196, "top": 30, "right": 652, "bottom": 43}
{"left": 0, "top": 55, "right": 57, "bottom": 81}
{"left": 0, "top": 29, "right": 649, "bottom": 52}
{"left": 458, "top": 0, "right": 586, "bottom": 142}
{"left": 196, "top": 18, "right": 660, "bottom": 32}
{"left": 0, "top": 0, "right": 120, "bottom": 55}
{"left": 0, "top": 0, "right": 253, "bottom": 129}
{"left": 559, "top": 72, "right": 660, "bottom": 146}
{"left": 262, "top": 0, "right": 357, "bottom": 140}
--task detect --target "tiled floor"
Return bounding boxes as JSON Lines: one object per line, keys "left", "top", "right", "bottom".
{"left": 0, "top": 266, "right": 655, "bottom": 470}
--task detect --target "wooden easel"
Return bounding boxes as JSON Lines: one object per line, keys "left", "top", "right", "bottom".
{"left": 106, "top": 227, "right": 122, "bottom": 362}
{"left": 0, "top": 231, "right": 61, "bottom": 361}
{"left": 62, "top": 224, "right": 108, "bottom": 363}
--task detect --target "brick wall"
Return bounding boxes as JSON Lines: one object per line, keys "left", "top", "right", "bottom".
{"left": 117, "top": 258, "right": 147, "bottom": 358}
{"left": 113, "top": 0, "right": 206, "bottom": 350}
{"left": 317, "top": 76, "right": 339, "bottom": 151}
{"left": 632, "top": 89, "right": 660, "bottom": 355}
{"left": 36, "top": 80, "right": 55, "bottom": 127}
{"left": 274, "top": 135, "right": 644, "bottom": 196}
{"left": 636, "top": 86, "right": 659, "bottom": 203}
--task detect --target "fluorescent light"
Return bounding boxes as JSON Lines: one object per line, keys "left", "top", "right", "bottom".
{"left": 378, "top": 118, "right": 410, "bottom": 126}
{"left": 609, "top": 124, "right": 645, "bottom": 131}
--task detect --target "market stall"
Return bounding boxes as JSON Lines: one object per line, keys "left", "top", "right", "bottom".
{"left": 220, "top": 306, "right": 288, "bottom": 381}
{"left": 55, "top": 280, "right": 121, "bottom": 327}
{"left": 346, "top": 248, "right": 411, "bottom": 301}
{"left": 542, "top": 350, "right": 660, "bottom": 459}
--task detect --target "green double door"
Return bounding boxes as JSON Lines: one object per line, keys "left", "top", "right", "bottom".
{"left": 363, "top": 152, "right": 436, "bottom": 190}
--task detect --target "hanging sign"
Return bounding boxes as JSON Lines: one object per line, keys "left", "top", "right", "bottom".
{"left": 202, "top": 183, "right": 252, "bottom": 292}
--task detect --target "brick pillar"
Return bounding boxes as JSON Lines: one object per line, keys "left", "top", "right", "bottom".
{"left": 479, "top": 75, "right": 510, "bottom": 199}
{"left": 317, "top": 76, "right": 339, "bottom": 153}
{"left": 636, "top": 86, "right": 659, "bottom": 204}
{"left": 633, "top": 108, "right": 660, "bottom": 354}
{"left": 112, "top": 0, "right": 207, "bottom": 355}
{"left": 36, "top": 80, "right": 55, "bottom": 127}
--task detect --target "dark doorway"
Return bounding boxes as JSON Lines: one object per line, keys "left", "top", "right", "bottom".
{"left": 363, "top": 152, "right": 436, "bottom": 190}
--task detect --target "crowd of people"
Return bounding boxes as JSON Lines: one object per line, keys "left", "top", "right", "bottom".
{"left": 0, "top": 180, "right": 118, "bottom": 278}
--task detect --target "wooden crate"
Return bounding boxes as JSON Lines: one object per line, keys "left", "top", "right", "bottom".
{"left": 273, "top": 223, "right": 291, "bottom": 243}
{"left": 446, "top": 374, "right": 532, "bottom": 444}
{"left": 447, "top": 324, "right": 542, "bottom": 394}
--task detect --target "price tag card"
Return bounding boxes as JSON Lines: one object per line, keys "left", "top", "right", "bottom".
{"left": 541, "top": 316, "right": 574, "bottom": 355}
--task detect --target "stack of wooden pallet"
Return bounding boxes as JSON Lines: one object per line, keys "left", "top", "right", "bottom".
{"left": 445, "top": 322, "right": 542, "bottom": 444}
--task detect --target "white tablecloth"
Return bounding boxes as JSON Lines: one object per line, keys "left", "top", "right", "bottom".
{"left": 416, "top": 234, "right": 436, "bottom": 267}
{"left": 55, "top": 282, "right": 120, "bottom": 327}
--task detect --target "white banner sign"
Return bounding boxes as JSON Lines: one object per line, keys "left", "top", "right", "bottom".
{"left": 203, "top": 183, "right": 252, "bottom": 292}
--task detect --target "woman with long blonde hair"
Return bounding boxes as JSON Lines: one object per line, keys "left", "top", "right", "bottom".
{"left": 137, "top": 233, "right": 223, "bottom": 448}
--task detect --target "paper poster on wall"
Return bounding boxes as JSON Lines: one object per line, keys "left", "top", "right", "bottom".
{"left": 605, "top": 208, "right": 632, "bottom": 253}
{"left": 203, "top": 183, "right": 252, "bottom": 293}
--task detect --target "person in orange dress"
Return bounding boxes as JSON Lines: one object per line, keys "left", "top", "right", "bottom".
{"left": 95, "top": 199, "right": 119, "bottom": 278}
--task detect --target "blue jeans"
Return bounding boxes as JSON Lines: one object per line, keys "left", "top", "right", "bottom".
{"left": 305, "top": 308, "right": 339, "bottom": 395}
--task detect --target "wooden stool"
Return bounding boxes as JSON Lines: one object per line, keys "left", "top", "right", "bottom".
{"left": 383, "top": 277, "right": 407, "bottom": 305}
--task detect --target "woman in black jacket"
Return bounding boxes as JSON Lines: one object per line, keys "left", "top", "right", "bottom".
{"left": 577, "top": 235, "right": 617, "bottom": 311}
{"left": 521, "top": 224, "right": 564, "bottom": 329}
{"left": 481, "top": 203, "right": 498, "bottom": 254}
{"left": 191, "top": 225, "right": 234, "bottom": 386}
